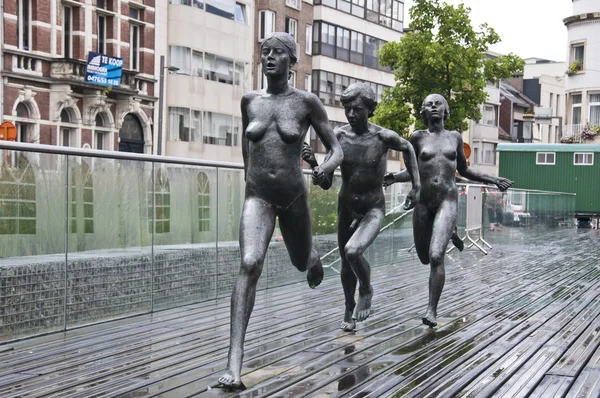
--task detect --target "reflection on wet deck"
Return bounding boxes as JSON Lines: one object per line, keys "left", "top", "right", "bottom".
{"left": 1, "top": 228, "right": 600, "bottom": 397}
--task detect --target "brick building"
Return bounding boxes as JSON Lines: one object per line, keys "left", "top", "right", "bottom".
{"left": 2, "top": 0, "right": 157, "bottom": 153}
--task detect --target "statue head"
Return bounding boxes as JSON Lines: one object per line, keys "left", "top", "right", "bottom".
{"left": 420, "top": 94, "right": 450, "bottom": 125}
{"left": 340, "top": 83, "right": 378, "bottom": 125}
{"left": 260, "top": 32, "right": 297, "bottom": 80}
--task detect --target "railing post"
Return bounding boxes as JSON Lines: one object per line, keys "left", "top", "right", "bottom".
{"left": 215, "top": 167, "right": 219, "bottom": 300}
{"left": 150, "top": 162, "right": 155, "bottom": 313}
{"left": 63, "top": 155, "right": 70, "bottom": 332}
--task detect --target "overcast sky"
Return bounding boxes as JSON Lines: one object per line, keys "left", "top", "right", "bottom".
{"left": 404, "top": 0, "right": 573, "bottom": 62}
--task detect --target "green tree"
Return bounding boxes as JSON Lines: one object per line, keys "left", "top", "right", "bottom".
{"left": 372, "top": 0, "right": 525, "bottom": 137}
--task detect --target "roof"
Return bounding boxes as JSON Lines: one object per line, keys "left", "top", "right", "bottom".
{"left": 497, "top": 143, "right": 600, "bottom": 152}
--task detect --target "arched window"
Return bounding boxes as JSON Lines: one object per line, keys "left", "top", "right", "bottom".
{"left": 198, "top": 172, "right": 210, "bottom": 232}
{"left": 0, "top": 155, "right": 36, "bottom": 234}
{"left": 148, "top": 168, "right": 171, "bottom": 233}
{"left": 70, "top": 161, "right": 94, "bottom": 233}
{"left": 95, "top": 112, "right": 110, "bottom": 150}
{"left": 60, "top": 108, "right": 76, "bottom": 147}
{"left": 16, "top": 103, "right": 32, "bottom": 143}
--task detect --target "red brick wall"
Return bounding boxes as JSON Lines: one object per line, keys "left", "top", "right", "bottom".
{"left": 499, "top": 98, "right": 512, "bottom": 136}
{"left": 81, "top": 129, "right": 93, "bottom": 147}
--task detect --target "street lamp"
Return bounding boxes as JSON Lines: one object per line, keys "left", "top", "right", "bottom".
{"left": 157, "top": 55, "right": 179, "bottom": 155}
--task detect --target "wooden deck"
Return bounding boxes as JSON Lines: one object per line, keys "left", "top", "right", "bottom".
{"left": 1, "top": 228, "right": 600, "bottom": 397}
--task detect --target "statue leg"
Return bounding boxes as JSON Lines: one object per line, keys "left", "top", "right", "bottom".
{"left": 344, "top": 207, "right": 385, "bottom": 323}
{"left": 423, "top": 198, "right": 457, "bottom": 327}
{"left": 278, "top": 192, "right": 323, "bottom": 288}
{"left": 412, "top": 203, "right": 433, "bottom": 266}
{"left": 338, "top": 210, "right": 357, "bottom": 331}
{"left": 219, "top": 197, "right": 276, "bottom": 390}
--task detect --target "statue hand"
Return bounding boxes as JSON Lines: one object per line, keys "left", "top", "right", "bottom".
{"left": 383, "top": 172, "right": 396, "bottom": 187}
{"left": 302, "top": 142, "right": 318, "bottom": 168}
{"left": 312, "top": 165, "right": 325, "bottom": 185}
{"left": 495, "top": 178, "right": 514, "bottom": 192}
{"left": 403, "top": 188, "right": 420, "bottom": 210}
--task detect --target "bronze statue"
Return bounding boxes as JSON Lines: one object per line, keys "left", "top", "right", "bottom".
{"left": 384, "top": 94, "right": 512, "bottom": 327}
{"left": 218, "top": 32, "right": 343, "bottom": 390}
{"left": 302, "top": 83, "right": 420, "bottom": 332}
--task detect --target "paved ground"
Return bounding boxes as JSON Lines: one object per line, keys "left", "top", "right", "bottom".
{"left": 1, "top": 228, "right": 599, "bottom": 397}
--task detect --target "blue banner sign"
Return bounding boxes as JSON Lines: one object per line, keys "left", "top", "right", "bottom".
{"left": 85, "top": 52, "right": 124, "bottom": 87}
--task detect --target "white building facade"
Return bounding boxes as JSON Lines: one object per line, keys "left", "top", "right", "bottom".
{"left": 159, "top": 0, "right": 254, "bottom": 163}
{"left": 563, "top": 0, "right": 600, "bottom": 142}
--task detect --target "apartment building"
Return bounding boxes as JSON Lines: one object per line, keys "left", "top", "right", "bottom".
{"left": 310, "top": 0, "right": 405, "bottom": 170}
{"left": 162, "top": 0, "right": 254, "bottom": 163}
{"left": 3, "top": 0, "right": 157, "bottom": 153}
{"left": 563, "top": 0, "right": 600, "bottom": 142}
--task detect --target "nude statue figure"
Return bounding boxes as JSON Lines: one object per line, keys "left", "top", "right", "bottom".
{"left": 383, "top": 94, "right": 512, "bottom": 327}
{"left": 302, "top": 83, "right": 420, "bottom": 332}
{"left": 218, "top": 32, "right": 343, "bottom": 389}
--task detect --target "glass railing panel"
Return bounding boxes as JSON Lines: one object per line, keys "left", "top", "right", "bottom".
{"left": 0, "top": 150, "right": 67, "bottom": 341}
{"left": 65, "top": 156, "right": 152, "bottom": 328}
{"left": 151, "top": 163, "right": 219, "bottom": 310}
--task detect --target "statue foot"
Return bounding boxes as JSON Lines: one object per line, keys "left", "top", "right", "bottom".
{"left": 341, "top": 319, "right": 356, "bottom": 332}
{"left": 307, "top": 261, "right": 324, "bottom": 289}
{"left": 218, "top": 369, "right": 246, "bottom": 391}
{"left": 451, "top": 232, "right": 464, "bottom": 252}
{"left": 422, "top": 310, "right": 437, "bottom": 328}
{"left": 352, "top": 287, "right": 373, "bottom": 322}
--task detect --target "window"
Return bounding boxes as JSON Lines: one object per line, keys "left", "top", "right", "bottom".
{"left": 198, "top": 173, "right": 211, "bottom": 232}
{"left": 286, "top": 17, "right": 298, "bottom": 42}
{"left": 97, "top": 14, "right": 107, "bottom": 53}
{"left": 286, "top": 0, "right": 300, "bottom": 8}
{"left": 289, "top": 70, "right": 296, "bottom": 88}
{"left": 0, "top": 155, "right": 36, "bottom": 235}
{"left": 235, "top": 2, "right": 246, "bottom": 23}
{"left": 321, "top": 22, "right": 336, "bottom": 57}
{"left": 94, "top": 113, "right": 110, "bottom": 150}
{"left": 60, "top": 109, "right": 77, "bottom": 147}
{"left": 473, "top": 147, "right": 479, "bottom": 164}
{"left": 572, "top": 43, "right": 584, "bottom": 64}
{"left": 63, "top": 6, "right": 73, "bottom": 58}
{"left": 589, "top": 94, "right": 600, "bottom": 126}
{"left": 204, "top": 54, "right": 234, "bottom": 84}
{"left": 572, "top": 94, "right": 582, "bottom": 125}
{"left": 170, "top": 46, "right": 191, "bottom": 75}
{"left": 17, "top": 0, "right": 31, "bottom": 50}
{"left": 336, "top": 27, "right": 350, "bottom": 61}
{"left": 168, "top": 107, "right": 191, "bottom": 142}
{"left": 206, "top": 0, "right": 235, "bottom": 19}
{"left": 149, "top": 169, "right": 171, "bottom": 234}
{"left": 70, "top": 162, "right": 94, "bottom": 234}
{"left": 192, "top": 50, "right": 203, "bottom": 77}
{"left": 536, "top": 152, "right": 555, "bottom": 165}
{"left": 574, "top": 152, "right": 594, "bottom": 166}
{"left": 350, "top": 31, "right": 364, "bottom": 64}
{"left": 259, "top": 10, "right": 275, "bottom": 40}
{"left": 203, "top": 112, "right": 237, "bottom": 146}
{"left": 97, "top": 0, "right": 106, "bottom": 9}
{"left": 130, "top": 24, "right": 140, "bottom": 70}
{"left": 305, "top": 24, "right": 312, "bottom": 54}
{"left": 482, "top": 142, "right": 496, "bottom": 165}
{"left": 304, "top": 74, "right": 311, "bottom": 91}
{"left": 129, "top": 6, "right": 140, "bottom": 20}
{"left": 482, "top": 105, "right": 497, "bottom": 126}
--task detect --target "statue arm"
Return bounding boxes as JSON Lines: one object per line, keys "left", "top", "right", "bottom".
{"left": 455, "top": 132, "right": 513, "bottom": 191}
{"left": 240, "top": 95, "right": 250, "bottom": 181}
{"left": 302, "top": 142, "right": 334, "bottom": 190}
{"left": 308, "top": 95, "right": 343, "bottom": 175}
{"left": 385, "top": 132, "right": 421, "bottom": 191}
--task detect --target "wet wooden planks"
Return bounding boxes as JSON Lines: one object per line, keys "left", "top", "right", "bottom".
{"left": 0, "top": 229, "right": 599, "bottom": 397}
